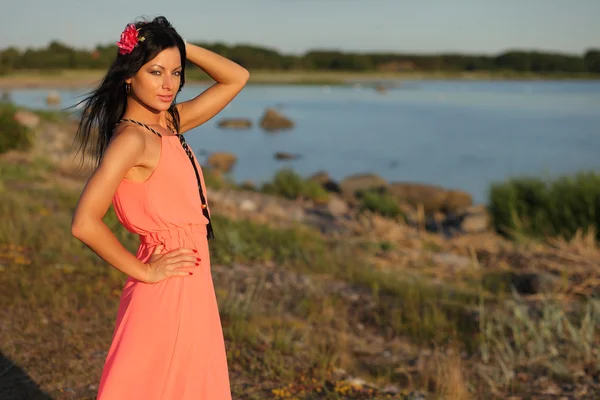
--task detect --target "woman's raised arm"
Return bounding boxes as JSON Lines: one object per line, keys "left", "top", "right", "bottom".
{"left": 176, "top": 43, "right": 250, "bottom": 134}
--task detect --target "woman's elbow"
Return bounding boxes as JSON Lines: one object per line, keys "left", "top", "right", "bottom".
{"left": 237, "top": 68, "right": 250, "bottom": 85}
{"left": 70, "top": 216, "right": 94, "bottom": 240}
{"left": 70, "top": 220, "right": 84, "bottom": 239}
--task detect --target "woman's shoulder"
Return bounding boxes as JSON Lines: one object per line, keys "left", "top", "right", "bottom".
{"left": 108, "top": 124, "right": 149, "bottom": 153}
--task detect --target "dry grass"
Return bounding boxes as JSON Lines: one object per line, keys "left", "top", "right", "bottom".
{"left": 477, "top": 290, "right": 599, "bottom": 392}
{"left": 434, "top": 348, "right": 470, "bottom": 400}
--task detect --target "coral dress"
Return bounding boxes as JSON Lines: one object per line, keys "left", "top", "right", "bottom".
{"left": 97, "top": 123, "right": 231, "bottom": 400}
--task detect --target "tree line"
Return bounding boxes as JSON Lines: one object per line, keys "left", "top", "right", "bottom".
{"left": 1, "top": 41, "right": 599, "bottom": 74}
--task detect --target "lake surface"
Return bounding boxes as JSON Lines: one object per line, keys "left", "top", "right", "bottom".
{"left": 6, "top": 80, "right": 600, "bottom": 203}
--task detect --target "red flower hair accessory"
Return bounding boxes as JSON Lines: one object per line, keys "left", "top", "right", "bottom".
{"left": 116, "top": 24, "right": 145, "bottom": 55}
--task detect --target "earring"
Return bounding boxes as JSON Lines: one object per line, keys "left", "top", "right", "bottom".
{"left": 125, "top": 83, "right": 131, "bottom": 94}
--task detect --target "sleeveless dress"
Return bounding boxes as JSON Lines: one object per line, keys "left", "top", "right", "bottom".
{"left": 96, "top": 123, "right": 231, "bottom": 400}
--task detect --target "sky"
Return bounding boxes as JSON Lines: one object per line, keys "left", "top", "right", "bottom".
{"left": 1, "top": 0, "right": 598, "bottom": 55}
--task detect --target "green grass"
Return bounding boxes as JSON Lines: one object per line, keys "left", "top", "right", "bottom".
{"left": 260, "top": 168, "right": 329, "bottom": 203}
{"left": 489, "top": 171, "right": 600, "bottom": 241}
{"left": 359, "top": 189, "right": 404, "bottom": 219}
{"left": 0, "top": 102, "right": 33, "bottom": 154}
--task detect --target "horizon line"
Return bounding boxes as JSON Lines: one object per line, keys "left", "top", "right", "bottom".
{"left": 2, "top": 40, "right": 598, "bottom": 58}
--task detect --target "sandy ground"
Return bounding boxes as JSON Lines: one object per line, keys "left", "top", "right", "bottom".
{"left": 3, "top": 69, "right": 594, "bottom": 90}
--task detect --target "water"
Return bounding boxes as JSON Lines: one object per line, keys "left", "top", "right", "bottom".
{"left": 7, "top": 80, "right": 600, "bottom": 204}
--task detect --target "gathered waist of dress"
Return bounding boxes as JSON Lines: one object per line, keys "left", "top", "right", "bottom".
{"left": 139, "top": 223, "right": 208, "bottom": 247}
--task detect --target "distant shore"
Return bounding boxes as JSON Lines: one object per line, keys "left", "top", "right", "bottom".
{"left": 1, "top": 69, "right": 598, "bottom": 89}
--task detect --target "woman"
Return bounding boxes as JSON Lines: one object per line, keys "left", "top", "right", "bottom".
{"left": 70, "top": 16, "right": 249, "bottom": 399}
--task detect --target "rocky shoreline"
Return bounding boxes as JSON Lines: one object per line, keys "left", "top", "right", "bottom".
{"left": 11, "top": 108, "right": 595, "bottom": 291}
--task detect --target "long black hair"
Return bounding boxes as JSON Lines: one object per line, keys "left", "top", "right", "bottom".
{"left": 74, "top": 16, "right": 186, "bottom": 167}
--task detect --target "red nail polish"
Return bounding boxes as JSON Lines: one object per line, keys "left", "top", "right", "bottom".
{"left": 196, "top": 257, "right": 201, "bottom": 261}
{"left": 189, "top": 272, "right": 193, "bottom": 275}
{"left": 193, "top": 249, "right": 198, "bottom": 253}
{"left": 195, "top": 263, "right": 199, "bottom": 266}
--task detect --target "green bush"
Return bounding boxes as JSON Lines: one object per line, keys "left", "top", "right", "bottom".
{"left": 0, "top": 103, "right": 33, "bottom": 154}
{"left": 359, "top": 189, "right": 403, "bottom": 218}
{"left": 201, "top": 166, "right": 225, "bottom": 190}
{"left": 261, "top": 168, "right": 329, "bottom": 203}
{"left": 489, "top": 171, "right": 600, "bottom": 241}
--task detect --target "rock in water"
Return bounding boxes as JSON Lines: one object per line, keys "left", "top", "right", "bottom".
{"left": 46, "top": 91, "right": 61, "bottom": 105}
{"left": 375, "top": 84, "right": 388, "bottom": 93}
{"left": 274, "top": 152, "right": 300, "bottom": 160}
{"left": 259, "top": 108, "right": 294, "bottom": 131}
{"left": 217, "top": 118, "right": 252, "bottom": 129}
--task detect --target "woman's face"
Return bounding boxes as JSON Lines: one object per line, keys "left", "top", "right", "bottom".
{"left": 126, "top": 47, "right": 182, "bottom": 112}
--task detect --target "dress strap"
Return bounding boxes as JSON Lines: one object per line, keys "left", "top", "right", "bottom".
{"left": 176, "top": 134, "right": 215, "bottom": 239}
{"left": 116, "top": 118, "right": 163, "bottom": 137}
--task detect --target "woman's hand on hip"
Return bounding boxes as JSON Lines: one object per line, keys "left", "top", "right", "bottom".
{"left": 143, "top": 245, "right": 199, "bottom": 283}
